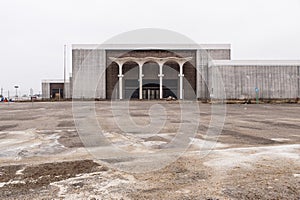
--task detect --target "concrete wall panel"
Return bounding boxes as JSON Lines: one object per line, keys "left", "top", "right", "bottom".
{"left": 72, "top": 49, "right": 106, "bottom": 99}
{"left": 42, "top": 82, "right": 50, "bottom": 99}
{"left": 210, "top": 64, "right": 300, "bottom": 100}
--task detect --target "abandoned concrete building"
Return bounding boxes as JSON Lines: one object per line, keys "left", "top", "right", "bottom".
{"left": 42, "top": 44, "right": 300, "bottom": 101}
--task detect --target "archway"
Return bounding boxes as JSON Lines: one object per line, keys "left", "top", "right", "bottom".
{"left": 109, "top": 55, "right": 192, "bottom": 100}
{"left": 163, "top": 61, "right": 179, "bottom": 98}
{"left": 123, "top": 61, "right": 139, "bottom": 99}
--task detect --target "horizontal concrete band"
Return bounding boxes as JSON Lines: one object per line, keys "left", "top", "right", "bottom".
{"left": 210, "top": 60, "right": 300, "bottom": 66}
{"left": 72, "top": 44, "right": 231, "bottom": 50}
{"left": 42, "top": 79, "right": 69, "bottom": 83}
{"left": 109, "top": 56, "right": 192, "bottom": 65}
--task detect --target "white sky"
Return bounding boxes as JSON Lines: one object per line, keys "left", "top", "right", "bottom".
{"left": 0, "top": 0, "right": 299, "bottom": 96}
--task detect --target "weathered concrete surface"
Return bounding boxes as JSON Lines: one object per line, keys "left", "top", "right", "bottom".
{"left": 0, "top": 102, "right": 299, "bottom": 199}
{"left": 209, "top": 62, "right": 300, "bottom": 100}
{"left": 72, "top": 49, "right": 106, "bottom": 99}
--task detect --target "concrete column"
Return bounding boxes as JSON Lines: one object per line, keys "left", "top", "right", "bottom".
{"left": 297, "top": 66, "right": 300, "bottom": 98}
{"left": 117, "top": 63, "right": 124, "bottom": 100}
{"left": 158, "top": 63, "right": 164, "bottom": 99}
{"left": 178, "top": 63, "right": 184, "bottom": 100}
{"left": 138, "top": 63, "right": 144, "bottom": 100}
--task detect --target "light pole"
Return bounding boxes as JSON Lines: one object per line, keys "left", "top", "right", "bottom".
{"left": 14, "top": 85, "right": 19, "bottom": 101}
{"left": 64, "top": 44, "right": 66, "bottom": 99}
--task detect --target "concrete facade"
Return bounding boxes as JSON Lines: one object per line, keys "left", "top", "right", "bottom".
{"left": 71, "top": 44, "right": 232, "bottom": 100}
{"left": 42, "top": 80, "right": 71, "bottom": 99}
{"left": 209, "top": 61, "right": 300, "bottom": 100}
{"left": 42, "top": 43, "right": 300, "bottom": 101}
{"left": 72, "top": 49, "right": 106, "bottom": 99}
{"left": 42, "top": 82, "right": 50, "bottom": 99}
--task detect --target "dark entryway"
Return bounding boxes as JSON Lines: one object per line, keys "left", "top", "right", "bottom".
{"left": 126, "top": 80, "right": 177, "bottom": 99}
{"left": 50, "top": 83, "right": 64, "bottom": 99}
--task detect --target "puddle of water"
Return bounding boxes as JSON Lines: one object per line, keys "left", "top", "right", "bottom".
{"left": 271, "top": 138, "right": 290, "bottom": 142}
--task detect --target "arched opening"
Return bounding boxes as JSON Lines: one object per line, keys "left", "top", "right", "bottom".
{"left": 183, "top": 61, "right": 197, "bottom": 99}
{"left": 123, "top": 61, "right": 139, "bottom": 99}
{"left": 163, "top": 61, "right": 179, "bottom": 98}
{"left": 106, "top": 49, "right": 196, "bottom": 100}
{"left": 106, "top": 61, "right": 119, "bottom": 99}
{"left": 139, "top": 61, "right": 160, "bottom": 99}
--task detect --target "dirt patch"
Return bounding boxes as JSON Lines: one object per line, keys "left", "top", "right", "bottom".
{"left": 0, "top": 160, "right": 107, "bottom": 198}
{"left": 221, "top": 129, "right": 280, "bottom": 145}
{"left": 0, "top": 116, "right": 39, "bottom": 121}
{"left": 262, "top": 121, "right": 300, "bottom": 129}
{"left": 129, "top": 157, "right": 211, "bottom": 200}
{"left": 57, "top": 120, "right": 75, "bottom": 127}
{"left": 58, "top": 130, "right": 84, "bottom": 148}
{"left": 247, "top": 119, "right": 300, "bottom": 129}
{"left": 101, "top": 157, "right": 136, "bottom": 164}
{"left": 223, "top": 159, "right": 300, "bottom": 199}
{"left": 144, "top": 136, "right": 170, "bottom": 142}
{"left": 0, "top": 165, "right": 24, "bottom": 182}
{"left": 0, "top": 124, "right": 18, "bottom": 131}
{"left": 129, "top": 113, "right": 150, "bottom": 117}
{"left": 238, "top": 125, "right": 262, "bottom": 130}
{"left": 198, "top": 124, "right": 209, "bottom": 132}
{"left": 170, "top": 120, "right": 191, "bottom": 123}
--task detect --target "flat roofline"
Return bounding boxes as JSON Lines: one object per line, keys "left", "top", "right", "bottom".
{"left": 210, "top": 60, "right": 300, "bottom": 66}
{"left": 72, "top": 44, "right": 231, "bottom": 50}
{"left": 42, "top": 79, "right": 69, "bottom": 83}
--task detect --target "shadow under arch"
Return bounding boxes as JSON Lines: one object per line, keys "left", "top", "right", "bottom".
{"left": 131, "top": 83, "right": 177, "bottom": 99}
{"left": 162, "top": 60, "right": 180, "bottom": 99}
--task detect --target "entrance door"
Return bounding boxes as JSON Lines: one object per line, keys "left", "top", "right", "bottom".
{"left": 142, "top": 88, "right": 160, "bottom": 100}
{"left": 125, "top": 79, "right": 178, "bottom": 100}
{"left": 143, "top": 83, "right": 160, "bottom": 100}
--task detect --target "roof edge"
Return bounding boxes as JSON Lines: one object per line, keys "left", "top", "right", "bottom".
{"left": 42, "top": 79, "right": 69, "bottom": 83}
{"left": 210, "top": 60, "right": 300, "bottom": 66}
{"left": 71, "top": 44, "right": 231, "bottom": 50}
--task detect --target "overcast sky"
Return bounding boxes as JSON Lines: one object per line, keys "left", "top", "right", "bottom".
{"left": 0, "top": 0, "right": 299, "bottom": 96}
